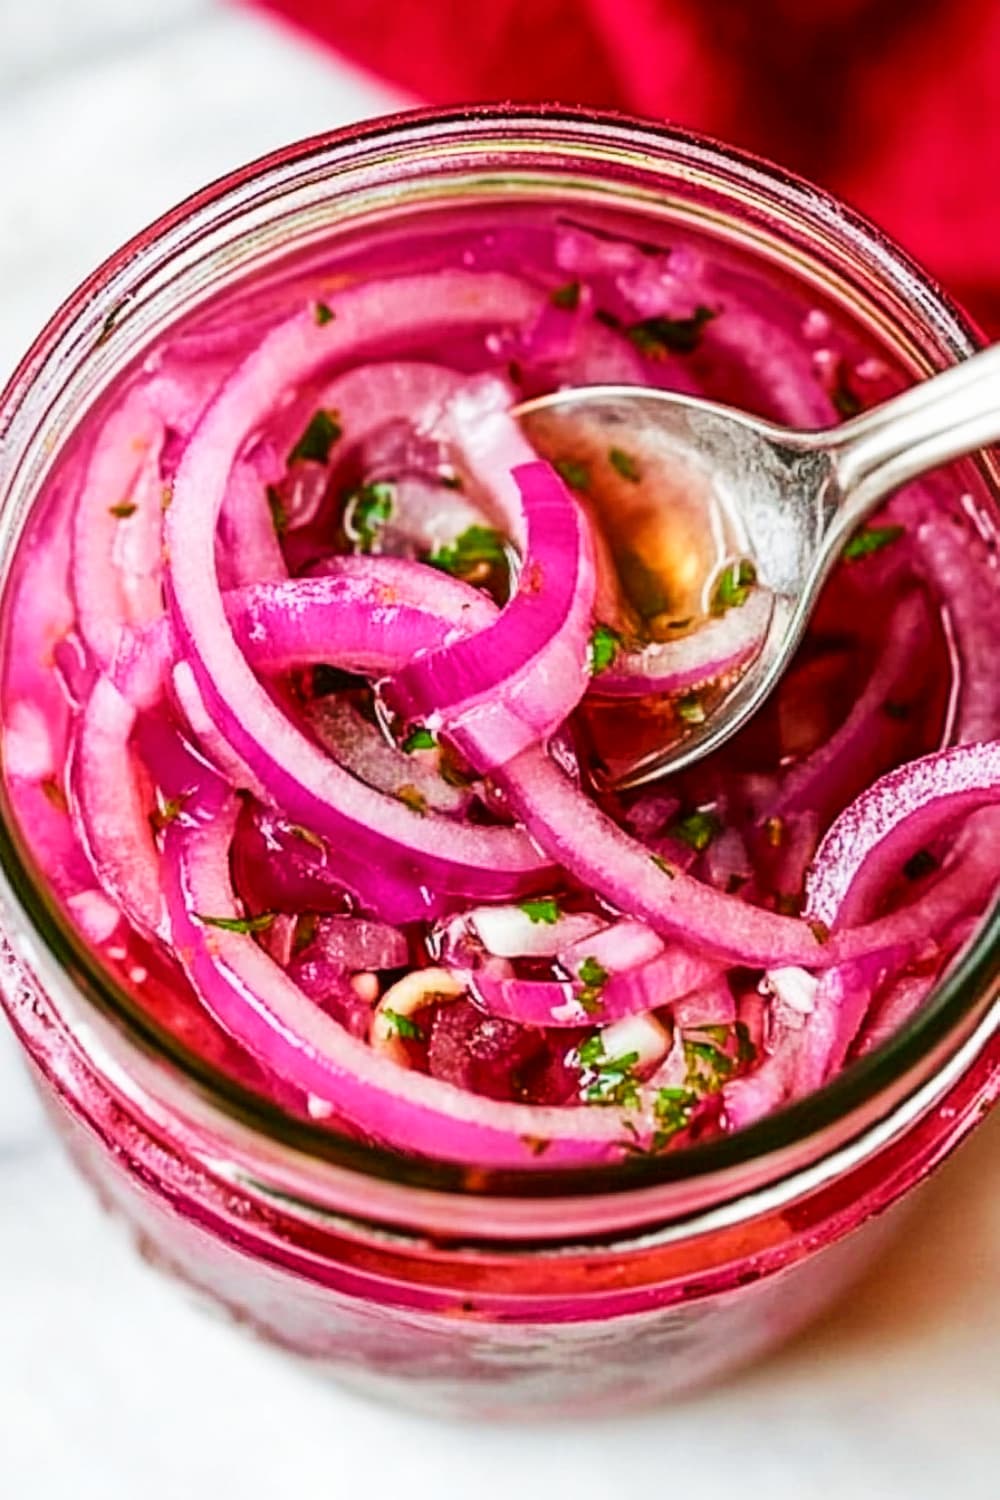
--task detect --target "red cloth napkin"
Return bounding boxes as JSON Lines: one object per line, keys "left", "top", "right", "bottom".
{"left": 252, "top": 0, "right": 1000, "bottom": 334}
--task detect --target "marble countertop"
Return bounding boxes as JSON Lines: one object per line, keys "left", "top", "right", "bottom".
{"left": 1, "top": 4, "right": 998, "bottom": 1493}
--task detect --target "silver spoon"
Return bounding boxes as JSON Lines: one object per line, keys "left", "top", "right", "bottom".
{"left": 516, "top": 344, "right": 1000, "bottom": 790}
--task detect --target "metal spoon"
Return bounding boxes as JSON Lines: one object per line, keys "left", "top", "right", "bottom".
{"left": 516, "top": 344, "right": 1000, "bottom": 789}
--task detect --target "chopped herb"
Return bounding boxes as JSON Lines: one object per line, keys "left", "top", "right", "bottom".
{"left": 345, "top": 480, "right": 394, "bottom": 552}
{"left": 313, "top": 301, "right": 335, "bottom": 325}
{"left": 402, "top": 726, "right": 437, "bottom": 753}
{"left": 554, "top": 457, "right": 591, "bottom": 492}
{"left": 519, "top": 897, "right": 561, "bottom": 925}
{"left": 293, "top": 911, "right": 319, "bottom": 954}
{"left": 594, "top": 307, "right": 621, "bottom": 330}
{"left": 627, "top": 306, "right": 716, "bottom": 357}
{"left": 608, "top": 446, "right": 641, "bottom": 483}
{"left": 550, "top": 279, "right": 582, "bottom": 310}
{"left": 108, "top": 500, "right": 137, "bottom": 520}
{"left": 650, "top": 853, "right": 677, "bottom": 877}
{"left": 521, "top": 1135, "right": 551, "bottom": 1156}
{"left": 266, "top": 484, "right": 288, "bottom": 535}
{"left": 588, "top": 622, "right": 621, "bottom": 675}
{"left": 428, "top": 524, "right": 507, "bottom": 578}
{"left": 394, "top": 784, "right": 428, "bottom": 816}
{"left": 195, "top": 911, "right": 277, "bottom": 934}
{"left": 577, "top": 954, "right": 609, "bottom": 1014}
{"left": 832, "top": 376, "right": 863, "bottom": 420}
{"left": 735, "top": 1020, "right": 757, "bottom": 1067}
{"left": 903, "top": 848, "right": 939, "bottom": 881}
{"left": 711, "top": 557, "right": 757, "bottom": 613}
{"left": 150, "top": 794, "right": 186, "bottom": 832}
{"left": 654, "top": 1086, "right": 698, "bottom": 1136}
{"left": 382, "top": 1007, "right": 424, "bottom": 1042}
{"left": 763, "top": 815, "right": 785, "bottom": 848}
{"left": 775, "top": 891, "right": 801, "bottom": 915}
{"left": 438, "top": 744, "right": 476, "bottom": 788}
{"left": 676, "top": 691, "right": 706, "bottom": 725}
{"left": 808, "top": 919, "right": 831, "bottom": 945}
{"left": 574, "top": 1035, "right": 641, "bottom": 1107}
{"left": 684, "top": 1038, "right": 734, "bottom": 1094}
{"left": 842, "top": 524, "right": 904, "bottom": 561}
{"left": 288, "top": 408, "right": 342, "bottom": 466}
{"left": 669, "top": 808, "right": 721, "bottom": 852}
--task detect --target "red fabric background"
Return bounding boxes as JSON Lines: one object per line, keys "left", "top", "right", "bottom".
{"left": 250, "top": 0, "right": 1000, "bottom": 334}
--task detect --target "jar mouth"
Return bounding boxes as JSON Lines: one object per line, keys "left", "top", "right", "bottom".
{"left": 0, "top": 102, "right": 997, "bottom": 1217}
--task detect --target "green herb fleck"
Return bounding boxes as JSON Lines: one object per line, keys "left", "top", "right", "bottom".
{"left": 402, "top": 726, "right": 436, "bottom": 754}
{"left": 627, "top": 306, "right": 716, "bottom": 358}
{"left": 550, "top": 279, "right": 581, "bottom": 310}
{"left": 711, "top": 557, "right": 757, "bottom": 613}
{"left": 684, "top": 1038, "right": 734, "bottom": 1094}
{"left": 519, "top": 897, "right": 561, "bottom": 925}
{"left": 588, "top": 622, "right": 621, "bottom": 675}
{"left": 654, "top": 1086, "right": 698, "bottom": 1136}
{"left": 842, "top": 524, "right": 904, "bottom": 562}
{"left": 288, "top": 823, "right": 326, "bottom": 852}
{"left": 577, "top": 954, "right": 609, "bottom": 1014}
{"left": 575, "top": 1035, "right": 641, "bottom": 1108}
{"left": 428, "top": 525, "right": 507, "bottom": 578}
{"left": 345, "top": 480, "right": 394, "bottom": 552}
{"left": 313, "top": 301, "right": 335, "bottom": 325}
{"left": 266, "top": 484, "right": 288, "bottom": 535}
{"left": 293, "top": 911, "right": 319, "bottom": 954}
{"left": 808, "top": 919, "right": 831, "bottom": 945}
{"left": 669, "top": 808, "right": 721, "bottom": 852}
{"left": 394, "top": 784, "right": 428, "bottom": 816}
{"left": 903, "top": 848, "right": 939, "bottom": 881}
{"left": 288, "top": 408, "right": 342, "bottom": 466}
{"left": 195, "top": 911, "right": 277, "bottom": 935}
{"left": 676, "top": 691, "right": 706, "bottom": 725}
{"left": 108, "top": 500, "right": 137, "bottom": 520}
{"left": 775, "top": 891, "right": 801, "bottom": 915}
{"left": 608, "top": 446, "right": 641, "bottom": 483}
{"left": 554, "top": 457, "right": 591, "bottom": 492}
{"left": 150, "top": 794, "right": 187, "bottom": 832}
{"left": 650, "top": 853, "right": 677, "bottom": 877}
{"left": 832, "top": 376, "right": 863, "bottom": 420}
{"left": 382, "top": 1008, "right": 424, "bottom": 1042}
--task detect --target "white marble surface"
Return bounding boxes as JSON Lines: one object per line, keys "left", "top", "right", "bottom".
{"left": 1, "top": 3, "right": 999, "bottom": 1493}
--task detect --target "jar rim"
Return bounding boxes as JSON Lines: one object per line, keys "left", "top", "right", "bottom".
{"left": 0, "top": 102, "right": 997, "bottom": 1230}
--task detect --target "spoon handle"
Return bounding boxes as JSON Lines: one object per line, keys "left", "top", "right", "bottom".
{"left": 830, "top": 342, "right": 1000, "bottom": 523}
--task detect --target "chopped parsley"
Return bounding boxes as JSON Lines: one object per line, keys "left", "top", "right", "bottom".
{"left": 394, "top": 784, "right": 428, "bottom": 816}
{"left": 650, "top": 853, "right": 677, "bottom": 877}
{"left": 842, "top": 524, "right": 904, "bottom": 561}
{"left": 382, "top": 1008, "right": 424, "bottom": 1042}
{"left": 676, "top": 691, "right": 706, "bottom": 725}
{"left": 519, "top": 896, "right": 561, "bottom": 925}
{"left": 266, "top": 484, "right": 288, "bottom": 535}
{"left": 344, "top": 480, "right": 394, "bottom": 552}
{"left": 831, "top": 372, "right": 863, "bottom": 420}
{"left": 108, "top": 500, "right": 137, "bottom": 520}
{"left": 288, "top": 823, "right": 325, "bottom": 852}
{"left": 293, "top": 911, "right": 319, "bottom": 953}
{"left": 150, "top": 794, "right": 187, "bottom": 832}
{"left": 288, "top": 408, "right": 342, "bottom": 466}
{"left": 576, "top": 955, "right": 609, "bottom": 1014}
{"left": 427, "top": 524, "right": 507, "bottom": 578}
{"left": 669, "top": 808, "right": 721, "bottom": 852}
{"left": 402, "top": 726, "right": 437, "bottom": 753}
{"left": 195, "top": 911, "right": 276, "bottom": 935}
{"left": 608, "top": 446, "right": 641, "bottom": 483}
{"left": 575, "top": 1035, "right": 641, "bottom": 1107}
{"left": 554, "top": 457, "right": 591, "bottom": 492}
{"left": 550, "top": 279, "right": 581, "bottom": 310}
{"left": 711, "top": 557, "right": 757, "bottom": 613}
{"left": 734, "top": 1020, "right": 757, "bottom": 1067}
{"left": 684, "top": 1037, "right": 734, "bottom": 1094}
{"left": 627, "top": 306, "right": 716, "bottom": 357}
{"left": 653, "top": 1086, "right": 698, "bottom": 1137}
{"left": 808, "top": 919, "right": 831, "bottom": 945}
{"left": 588, "top": 622, "right": 621, "bottom": 675}
{"left": 313, "top": 301, "right": 335, "bottom": 325}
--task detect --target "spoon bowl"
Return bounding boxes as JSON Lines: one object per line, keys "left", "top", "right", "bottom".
{"left": 515, "top": 343, "right": 1000, "bottom": 788}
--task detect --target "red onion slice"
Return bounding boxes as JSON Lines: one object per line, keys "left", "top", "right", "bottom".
{"left": 594, "top": 589, "right": 771, "bottom": 699}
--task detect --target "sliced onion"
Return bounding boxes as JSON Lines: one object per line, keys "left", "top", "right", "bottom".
{"left": 593, "top": 589, "right": 771, "bottom": 699}
{"left": 305, "top": 697, "right": 471, "bottom": 817}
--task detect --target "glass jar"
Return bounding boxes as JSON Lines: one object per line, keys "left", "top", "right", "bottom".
{"left": 0, "top": 106, "right": 997, "bottom": 1421}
